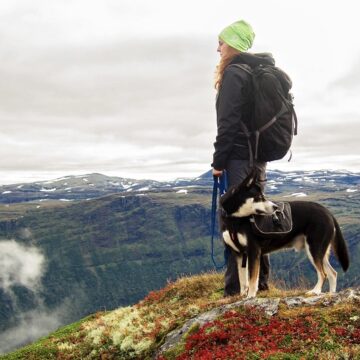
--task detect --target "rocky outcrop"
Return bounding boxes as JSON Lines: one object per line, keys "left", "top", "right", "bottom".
{"left": 158, "top": 288, "right": 360, "bottom": 357}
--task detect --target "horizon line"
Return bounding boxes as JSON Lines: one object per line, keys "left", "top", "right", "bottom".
{"left": 0, "top": 168, "right": 359, "bottom": 187}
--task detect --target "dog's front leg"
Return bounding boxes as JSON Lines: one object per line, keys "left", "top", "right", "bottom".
{"left": 247, "top": 250, "right": 261, "bottom": 298}
{"left": 236, "top": 254, "right": 248, "bottom": 296}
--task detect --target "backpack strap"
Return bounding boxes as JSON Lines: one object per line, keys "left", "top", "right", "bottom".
{"left": 231, "top": 63, "right": 252, "bottom": 76}
{"left": 292, "top": 107, "right": 298, "bottom": 136}
{"left": 239, "top": 103, "right": 289, "bottom": 165}
{"left": 238, "top": 120, "right": 255, "bottom": 167}
{"left": 254, "top": 104, "right": 288, "bottom": 160}
{"left": 276, "top": 89, "right": 298, "bottom": 136}
{"left": 231, "top": 64, "right": 255, "bottom": 164}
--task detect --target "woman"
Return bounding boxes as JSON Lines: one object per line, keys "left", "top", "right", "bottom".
{"left": 211, "top": 20, "right": 272, "bottom": 296}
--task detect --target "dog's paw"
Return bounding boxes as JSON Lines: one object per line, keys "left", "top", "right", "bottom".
{"left": 246, "top": 294, "right": 256, "bottom": 299}
{"left": 246, "top": 291, "right": 257, "bottom": 299}
{"left": 240, "top": 287, "right": 249, "bottom": 297}
{"left": 306, "top": 289, "right": 322, "bottom": 296}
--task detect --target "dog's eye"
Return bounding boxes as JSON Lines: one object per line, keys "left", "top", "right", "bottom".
{"left": 254, "top": 195, "right": 261, "bottom": 202}
{"left": 254, "top": 193, "right": 266, "bottom": 202}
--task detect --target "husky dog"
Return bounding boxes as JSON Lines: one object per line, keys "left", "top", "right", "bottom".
{"left": 220, "top": 172, "right": 349, "bottom": 298}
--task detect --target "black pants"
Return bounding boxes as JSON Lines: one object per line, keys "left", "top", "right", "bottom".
{"left": 223, "top": 159, "right": 270, "bottom": 296}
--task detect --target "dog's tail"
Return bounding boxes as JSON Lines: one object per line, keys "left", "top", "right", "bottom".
{"left": 332, "top": 216, "right": 350, "bottom": 272}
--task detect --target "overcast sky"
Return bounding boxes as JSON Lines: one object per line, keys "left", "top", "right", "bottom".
{"left": 0, "top": 0, "right": 359, "bottom": 184}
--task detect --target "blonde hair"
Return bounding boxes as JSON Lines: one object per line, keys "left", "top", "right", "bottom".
{"left": 214, "top": 46, "right": 241, "bottom": 90}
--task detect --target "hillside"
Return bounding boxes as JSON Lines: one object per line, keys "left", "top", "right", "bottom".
{"left": 0, "top": 170, "right": 359, "bottom": 354}
{"left": 1, "top": 273, "right": 359, "bottom": 359}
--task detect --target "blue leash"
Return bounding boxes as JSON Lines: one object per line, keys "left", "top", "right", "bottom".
{"left": 211, "top": 172, "right": 230, "bottom": 269}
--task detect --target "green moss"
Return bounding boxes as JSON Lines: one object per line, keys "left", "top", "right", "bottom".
{"left": 161, "top": 344, "right": 186, "bottom": 360}
{"left": 0, "top": 343, "right": 57, "bottom": 360}
{"left": 49, "top": 313, "right": 96, "bottom": 339}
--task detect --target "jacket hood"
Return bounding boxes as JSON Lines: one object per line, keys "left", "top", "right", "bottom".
{"left": 229, "top": 52, "right": 275, "bottom": 68}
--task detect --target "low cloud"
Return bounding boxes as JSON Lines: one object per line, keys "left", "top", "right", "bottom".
{"left": 0, "top": 240, "right": 45, "bottom": 291}
{"left": 0, "top": 307, "right": 62, "bottom": 354}
{"left": 0, "top": 239, "right": 83, "bottom": 355}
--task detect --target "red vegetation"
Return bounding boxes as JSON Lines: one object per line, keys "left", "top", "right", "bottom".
{"left": 333, "top": 326, "right": 360, "bottom": 345}
{"left": 142, "top": 288, "right": 169, "bottom": 305}
{"left": 161, "top": 307, "right": 359, "bottom": 359}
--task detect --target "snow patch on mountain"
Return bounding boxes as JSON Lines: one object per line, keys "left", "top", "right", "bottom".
{"left": 138, "top": 187, "right": 150, "bottom": 191}
{"left": 176, "top": 189, "right": 188, "bottom": 194}
{"left": 284, "top": 192, "right": 307, "bottom": 197}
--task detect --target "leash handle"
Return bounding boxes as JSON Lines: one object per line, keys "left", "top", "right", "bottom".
{"left": 211, "top": 172, "right": 228, "bottom": 269}
{"left": 219, "top": 172, "right": 228, "bottom": 195}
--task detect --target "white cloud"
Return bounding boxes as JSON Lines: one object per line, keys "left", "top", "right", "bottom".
{"left": 0, "top": 292, "right": 86, "bottom": 355}
{"left": 0, "top": 307, "right": 62, "bottom": 354}
{"left": 0, "top": 240, "right": 45, "bottom": 291}
{"left": 0, "top": 239, "right": 86, "bottom": 354}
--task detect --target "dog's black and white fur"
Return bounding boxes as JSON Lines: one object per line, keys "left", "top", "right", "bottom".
{"left": 220, "top": 171, "right": 350, "bottom": 298}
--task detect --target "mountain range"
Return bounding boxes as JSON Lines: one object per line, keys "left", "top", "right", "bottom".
{"left": 0, "top": 169, "right": 359, "bottom": 203}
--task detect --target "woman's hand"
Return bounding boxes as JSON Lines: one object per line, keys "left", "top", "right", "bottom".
{"left": 212, "top": 168, "right": 223, "bottom": 177}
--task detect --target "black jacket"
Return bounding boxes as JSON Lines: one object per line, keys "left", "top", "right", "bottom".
{"left": 212, "top": 53, "right": 275, "bottom": 170}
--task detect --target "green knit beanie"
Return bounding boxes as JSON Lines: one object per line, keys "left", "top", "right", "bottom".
{"left": 219, "top": 20, "right": 255, "bottom": 52}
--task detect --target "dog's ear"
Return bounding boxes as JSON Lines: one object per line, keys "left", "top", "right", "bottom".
{"left": 220, "top": 184, "right": 239, "bottom": 213}
{"left": 221, "top": 184, "right": 238, "bottom": 201}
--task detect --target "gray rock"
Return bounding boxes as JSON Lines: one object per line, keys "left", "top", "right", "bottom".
{"left": 284, "top": 294, "right": 327, "bottom": 307}
{"left": 156, "top": 288, "right": 359, "bottom": 358}
{"left": 284, "top": 288, "right": 360, "bottom": 308}
{"left": 157, "top": 297, "right": 280, "bottom": 356}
